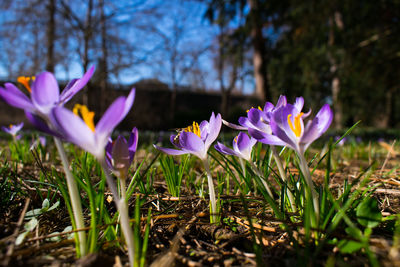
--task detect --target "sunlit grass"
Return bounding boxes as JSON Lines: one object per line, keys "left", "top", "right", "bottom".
{"left": 1, "top": 128, "right": 399, "bottom": 265}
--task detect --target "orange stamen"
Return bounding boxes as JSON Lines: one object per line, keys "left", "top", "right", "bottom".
{"left": 287, "top": 112, "right": 304, "bottom": 137}
{"left": 184, "top": 122, "right": 201, "bottom": 138}
{"left": 17, "top": 76, "right": 35, "bottom": 93}
{"left": 73, "top": 104, "right": 95, "bottom": 132}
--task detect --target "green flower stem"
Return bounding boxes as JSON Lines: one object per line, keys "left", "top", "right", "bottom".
{"left": 99, "top": 158, "right": 135, "bottom": 267}
{"left": 239, "top": 158, "right": 246, "bottom": 178}
{"left": 53, "top": 137, "right": 86, "bottom": 257}
{"left": 270, "top": 146, "right": 297, "bottom": 212}
{"left": 298, "top": 153, "right": 320, "bottom": 219}
{"left": 120, "top": 176, "right": 127, "bottom": 200}
{"left": 202, "top": 158, "right": 217, "bottom": 224}
{"left": 249, "top": 161, "right": 274, "bottom": 198}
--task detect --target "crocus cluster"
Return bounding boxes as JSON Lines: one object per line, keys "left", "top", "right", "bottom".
{"left": 0, "top": 61, "right": 333, "bottom": 262}
{"left": 247, "top": 96, "right": 333, "bottom": 156}
{"left": 221, "top": 95, "right": 333, "bottom": 218}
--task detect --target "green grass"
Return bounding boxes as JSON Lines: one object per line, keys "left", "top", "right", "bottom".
{"left": 1, "top": 129, "right": 399, "bottom": 265}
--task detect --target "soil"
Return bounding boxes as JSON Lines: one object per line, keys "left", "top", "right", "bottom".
{"left": 1, "top": 145, "right": 400, "bottom": 267}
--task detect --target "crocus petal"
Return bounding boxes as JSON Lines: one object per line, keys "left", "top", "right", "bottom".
{"left": 274, "top": 104, "right": 299, "bottom": 141}
{"left": 0, "top": 84, "right": 35, "bottom": 111}
{"left": 95, "top": 97, "right": 126, "bottom": 143}
{"left": 31, "top": 72, "right": 60, "bottom": 114}
{"left": 59, "top": 66, "right": 95, "bottom": 104}
{"left": 105, "top": 138, "right": 113, "bottom": 169}
{"left": 269, "top": 118, "right": 298, "bottom": 150}
{"left": 128, "top": 127, "right": 139, "bottom": 162}
{"left": 170, "top": 134, "right": 183, "bottom": 149}
{"left": 153, "top": 144, "right": 188, "bottom": 156}
{"left": 248, "top": 127, "right": 288, "bottom": 147}
{"left": 238, "top": 117, "right": 253, "bottom": 129}
{"left": 249, "top": 137, "right": 258, "bottom": 147}
{"left": 222, "top": 119, "right": 247, "bottom": 130}
{"left": 236, "top": 132, "right": 251, "bottom": 153}
{"left": 263, "top": 102, "right": 275, "bottom": 113}
{"left": 1, "top": 126, "right": 10, "bottom": 134}
{"left": 247, "top": 109, "right": 270, "bottom": 132}
{"left": 180, "top": 131, "right": 206, "bottom": 159}
{"left": 121, "top": 89, "right": 135, "bottom": 118}
{"left": 214, "top": 142, "right": 241, "bottom": 158}
{"left": 235, "top": 132, "right": 254, "bottom": 161}
{"left": 204, "top": 113, "right": 222, "bottom": 150}
{"left": 303, "top": 108, "right": 312, "bottom": 118}
{"left": 301, "top": 104, "right": 333, "bottom": 147}
{"left": 112, "top": 136, "right": 130, "bottom": 171}
{"left": 25, "top": 111, "right": 62, "bottom": 137}
{"left": 275, "top": 95, "right": 287, "bottom": 109}
{"left": 52, "top": 106, "right": 98, "bottom": 156}
{"left": 14, "top": 122, "right": 24, "bottom": 130}
{"left": 94, "top": 89, "right": 134, "bottom": 140}
{"left": 199, "top": 120, "right": 209, "bottom": 141}
{"left": 294, "top": 97, "right": 304, "bottom": 111}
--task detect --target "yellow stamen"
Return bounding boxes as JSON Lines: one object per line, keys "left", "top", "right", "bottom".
{"left": 287, "top": 112, "right": 304, "bottom": 137}
{"left": 73, "top": 104, "right": 95, "bottom": 132}
{"left": 184, "top": 121, "right": 201, "bottom": 138}
{"left": 17, "top": 76, "right": 35, "bottom": 93}
{"left": 234, "top": 136, "right": 238, "bottom": 143}
{"left": 9, "top": 124, "right": 13, "bottom": 128}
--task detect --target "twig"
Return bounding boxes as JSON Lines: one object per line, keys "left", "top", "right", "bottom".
{"left": 380, "top": 140, "right": 396, "bottom": 176}
{"left": 229, "top": 215, "right": 276, "bottom": 233}
{"left": 375, "top": 188, "right": 400, "bottom": 196}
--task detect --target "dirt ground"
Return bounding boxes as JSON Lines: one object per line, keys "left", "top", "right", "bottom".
{"left": 1, "top": 144, "right": 400, "bottom": 267}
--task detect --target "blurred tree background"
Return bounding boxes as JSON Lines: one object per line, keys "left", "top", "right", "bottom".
{"left": 0, "top": 0, "right": 399, "bottom": 129}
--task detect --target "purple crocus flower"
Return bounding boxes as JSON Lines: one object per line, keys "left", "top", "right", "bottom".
{"left": 223, "top": 95, "right": 287, "bottom": 131}
{"left": 51, "top": 89, "right": 135, "bottom": 159}
{"left": 214, "top": 132, "right": 257, "bottom": 161}
{"left": 154, "top": 112, "right": 222, "bottom": 161}
{"left": 2, "top": 122, "right": 24, "bottom": 139}
{"left": 105, "top": 127, "right": 138, "bottom": 178}
{"left": 0, "top": 66, "right": 95, "bottom": 117}
{"left": 248, "top": 98, "right": 331, "bottom": 155}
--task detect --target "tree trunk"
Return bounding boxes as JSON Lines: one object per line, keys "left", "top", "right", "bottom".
{"left": 378, "top": 87, "right": 394, "bottom": 128}
{"left": 331, "top": 76, "right": 342, "bottom": 129}
{"left": 82, "top": 0, "right": 93, "bottom": 107}
{"left": 248, "top": 0, "right": 269, "bottom": 101}
{"left": 328, "top": 12, "right": 344, "bottom": 129}
{"left": 99, "top": 0, "right": 108, "bottom": 115}
{"left": 46, "top": 0, "right": 56, "bottom": 72}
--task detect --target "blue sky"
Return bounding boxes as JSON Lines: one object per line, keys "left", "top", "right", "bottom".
{"left": 0, "top": 0, "right": 256, "bottom": 94}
